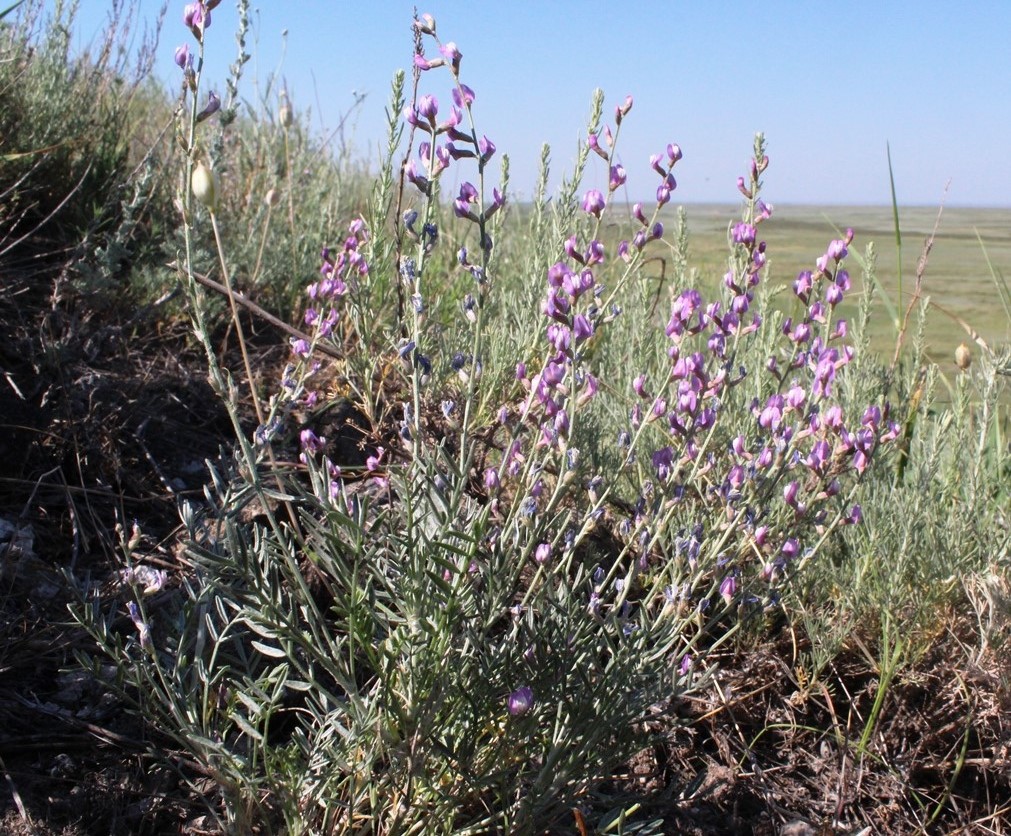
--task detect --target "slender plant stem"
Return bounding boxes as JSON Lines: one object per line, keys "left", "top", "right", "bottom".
{"left": 210, "top": 211, "right": 265, "bottom": 427}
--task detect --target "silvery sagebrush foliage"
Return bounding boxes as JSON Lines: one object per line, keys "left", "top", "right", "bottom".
{"left": 70, "top": 6, "right": 905, "bottom": 833}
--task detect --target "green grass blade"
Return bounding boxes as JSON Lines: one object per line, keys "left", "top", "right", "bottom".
{"left": 887, "top": 142, "right": 903, "bottom": 330}
{"left": 974, "top": 228, "right": 1011, "bottom": 329}
{"left": 0, "top": 1, "right": 25, "bottom": 20}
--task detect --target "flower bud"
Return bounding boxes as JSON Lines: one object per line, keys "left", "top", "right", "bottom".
{"left": 615, "top": 94, "right": 633, "bottom": 124}
{"left": 415, "top": 13, "right": 436, "bottom": 35}
{"left": 191, "top": 162, "right": 218, "bottom": 210}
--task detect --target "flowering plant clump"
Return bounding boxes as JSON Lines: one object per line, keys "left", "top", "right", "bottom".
{"left": 69, "top": 8, "right": 912, "bottom": 834}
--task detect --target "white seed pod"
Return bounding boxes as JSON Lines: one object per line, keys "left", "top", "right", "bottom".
{"left": 191, "top": 162, "right": 218, "bottom": 211}
{"left": 955, "top": 342, "right": 972, "bottom": 370}
{"left": 264, "top": 187, "right": 280, "bottom": 207}
{"left": 279, "top": 93, "right": 293, "bottom": 129}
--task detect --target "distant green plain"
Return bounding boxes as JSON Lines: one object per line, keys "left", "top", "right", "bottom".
{"left": 664, "top": 204, "right": 1011, "bottom": 365}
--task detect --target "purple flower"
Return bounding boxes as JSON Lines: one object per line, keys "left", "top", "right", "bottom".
{"left": 825, "top": 284, "right": 844, "bottom": 306}
{"left": 127, "top": 601, "right": 152, "bottom": 650}
{"left": 578, "top": 373, "right": 599, "bottom": 406}
{"left": 196, "top": 91, "right": 220, "bottom": 121}
{"left": 183, "top": 2, "right": 209, "bottom": 32}
{"left": 449, "top": 85, "right": 475, "bottom": 112}
{"left": 790, "top": 322, "right": 811, "bottom": 345}
{"left": 478, "top": 134, "right": 496, "bottom": 161}
{"left": 727, "top": 464, "right": 745, "bottom": 489}
{"left": 508, "top": 686, "right": 534, "bottom": 716}
{"left": 732, "top": 223, "right": 756, "bottom": 246}
{"left": 404, "top": 159, "right": 429, "bottom": 193}
{"left": 813, "top": 351, "right": 838, "bottom": 398}
{"left": 719, "top": 574, "right": 737, "bottom": 605}
{"left": 588, "top": 132, "right": 607, "bottom": 160}
{"left": 861, "top": 405, "right": 881, "bottom": 429}
{"left": 572, "top": 314, "right": 594, "bottom": 342}
{"left": 652, "top": 446, "right": 674, "bottom": 480}
{"left": 651, "top": 396, "right": 668, "bottom": 421}
{"left": 785, "top": 384, "right": 806, "bottom": 410}
{"left": 783, "top": 480, "right": 800, "bottom": 507}
{"left": 174, "top": 44, "right": 191, "bottom": 70}
{"left": 542, "top": 291, "right": 570, "bottom": 322}
{"left": 879, "top": 421, "right": 900, "bottom": 443}
{"left": 366, "top": 447, "right": 385, "bottom": 472}
{"left": 584, "top": 239, "right": 605, "bottom": 265}
{"left": 454, "top": 182, "right": 478, "bottom": 220}
{"left": 793, "top": 270, "right": 813, "bottom": 300}
{"left": 827, "top": 238, "right": 848, "bottom": 261}
{"left": 615, "top": 94, "right": 633, "bottom": 122}
{"left": 534, "top": 543, "right": 551, "bottom": 564}
{"left": 417, "top": 94, "right": 439, "bottom": 124}
{"left": 609, "top": 164, "right": 627, "bottom": 191}
{"left": 300, "top": 429, "right": 325, "bottom": 455}
{"left": 438, "top": 106, "right": 465, "bottom": 138}
{"left": 582, "top": 189, "right": 606, "bottom": 218}
{"left": 823, "top": 405, "right": 844, "bottom": 431}
{"left": 414, "top": 54, "right": 439, "bottom": 71}
{"left": 540, "top": 361, "right": 565, "bottom": 388}
{"left": 758, "top": 394, "right": 784, "bottom": 430}
{"left": 548, "top": 261, "right": 573, "bottom": 288}
{"left": 805, "top": 439, "right": 831, "bottom": 474}
{"left": 656, "top": 177, "right": 675, "bottom": 206}
{"left": 440, "top": 42, "right": 463, "bottom": 71}
{"left": 546, "top": 323, "right": 570, "bottom": 353}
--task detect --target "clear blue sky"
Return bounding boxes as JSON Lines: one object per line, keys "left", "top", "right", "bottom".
{"left": 71, "top": 1, "right": 1011, "bottom": 206}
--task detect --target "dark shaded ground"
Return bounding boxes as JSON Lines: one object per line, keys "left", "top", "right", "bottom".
{"left": 1, "top": 258, "right": 1009, "bottom": 835}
